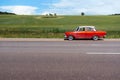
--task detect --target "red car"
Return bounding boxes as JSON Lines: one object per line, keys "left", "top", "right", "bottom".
{"left": 64, "top": 26, "right": 106, "bottom": 40}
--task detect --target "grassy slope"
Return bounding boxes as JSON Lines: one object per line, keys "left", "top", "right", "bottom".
{"left": 0, "top": 15, "right": 120, "bottom": 38}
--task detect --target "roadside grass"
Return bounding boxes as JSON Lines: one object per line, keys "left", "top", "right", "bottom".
{"left": 0, "top": 15, "right": 120, "bottom": 38}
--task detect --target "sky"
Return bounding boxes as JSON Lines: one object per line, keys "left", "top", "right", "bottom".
{"left": 0, "top": 0, "right": 120, "bottom": 15}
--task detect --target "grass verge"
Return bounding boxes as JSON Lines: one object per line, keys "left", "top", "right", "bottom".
{"left": 0, "top": 15, "right": 120, "bottom": 38}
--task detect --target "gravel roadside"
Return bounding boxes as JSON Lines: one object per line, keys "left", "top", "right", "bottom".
{"left": 0, "top": 38, "right": 120, "bottom": 41}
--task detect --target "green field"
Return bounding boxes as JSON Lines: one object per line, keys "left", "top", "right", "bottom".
{"left": 0, "top": 15, "right": 120, "bottom": 38}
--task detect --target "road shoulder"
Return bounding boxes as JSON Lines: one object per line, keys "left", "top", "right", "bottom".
{"left": 0, "top": 38, "right": 120, "bottom": 41}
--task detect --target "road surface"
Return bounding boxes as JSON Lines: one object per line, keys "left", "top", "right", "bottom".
{"left": 0, "top": 40, "right": 120, "bottom": 80}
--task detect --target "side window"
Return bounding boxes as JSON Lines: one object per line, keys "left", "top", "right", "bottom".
{"left": 86, "top": 27, "right": 95, "bottom": 31}
{"left": 79, "top": 27, "right": 85, "bottom": 31}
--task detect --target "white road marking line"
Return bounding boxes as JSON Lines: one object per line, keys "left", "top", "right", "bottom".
{"left": 87, "top": 52, "right": 120, "bottom": 54}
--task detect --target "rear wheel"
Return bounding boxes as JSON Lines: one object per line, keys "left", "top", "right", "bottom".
{"left": 68, "top": 36, "right": 74, "bottom": 41}
{"left": 93, "top": 36, "right": 99, "bottom": 41}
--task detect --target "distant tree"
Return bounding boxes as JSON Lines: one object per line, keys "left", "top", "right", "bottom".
{"left": 49, "top": 13, "right": 53, "bottom": 17}
{"left": 43, "top": 13, "right": 58, "bottom": 18}
{"left": 81, "top": 12, "right": 85, "bottom": 16}
{"left": 54, "top": 13, "right": 57, "bottom": 17}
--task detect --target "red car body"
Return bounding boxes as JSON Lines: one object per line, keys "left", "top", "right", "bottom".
{"left": 64, "top": 26, "right": 106, "bottom": 40}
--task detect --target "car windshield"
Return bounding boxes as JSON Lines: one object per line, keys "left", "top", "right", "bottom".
{"left": 74, "top": 27, "right": 79, "bottom": 31}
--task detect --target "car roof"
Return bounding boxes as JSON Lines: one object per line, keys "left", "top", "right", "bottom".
{"left": 78, "top": 26, "right": 95, "bottom": 28}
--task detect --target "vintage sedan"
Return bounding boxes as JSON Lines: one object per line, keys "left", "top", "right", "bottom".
{"left": 64, "top": 26, "right": 106, "bottom": 40}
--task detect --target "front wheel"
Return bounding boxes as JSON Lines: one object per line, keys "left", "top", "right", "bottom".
{"left": 92, "top": 36, "right": 99, "bottom": 41}
{"left": 68, "top": 36, "right": 74, "bottom": 41}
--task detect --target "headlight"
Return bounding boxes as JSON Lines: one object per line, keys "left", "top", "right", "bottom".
{"left": 64, "top": 34, "right": 67, "bottom": 38}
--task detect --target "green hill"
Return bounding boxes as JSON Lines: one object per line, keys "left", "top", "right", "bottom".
{"left": 0, "top": 15, "right": 120, "bottom": 38}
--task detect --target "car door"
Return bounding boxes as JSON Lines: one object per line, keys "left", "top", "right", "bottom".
{"left": 85, "top": 27, "right": 95, "bottom": 38}
{"left": 75, "top": 27, "right": 86, "bottom": 39}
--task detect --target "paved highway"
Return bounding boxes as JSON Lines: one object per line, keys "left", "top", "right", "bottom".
{"left": 0, "top": 40, "right": 120, "bottom": 80}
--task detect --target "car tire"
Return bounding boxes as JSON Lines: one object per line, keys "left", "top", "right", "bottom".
{"left": 68, "top": 36, "right": 74, "bottom": 41}
{"left": 93, "top": 36, "right": 99, "bottom": 41}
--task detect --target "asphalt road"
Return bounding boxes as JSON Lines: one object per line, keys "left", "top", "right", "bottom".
{"left": 0, "top": 40, "right": 120, "bottom": 80}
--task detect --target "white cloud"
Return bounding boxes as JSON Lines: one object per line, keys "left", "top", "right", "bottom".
{"left": 1, "top": 0, "right": 120, "bottom": 15}
{"left": 0, "top": 5, "right": 38, "bottom": 15}
{"left": 43, "top": 0, "right": 120, "bottom": 15}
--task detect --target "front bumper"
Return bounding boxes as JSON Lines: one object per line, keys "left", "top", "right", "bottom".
{"left": 64, "top": 34, "right": 68, "bottom": 40}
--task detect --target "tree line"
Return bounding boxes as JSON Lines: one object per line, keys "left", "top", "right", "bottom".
{"left": 0, "top": 11, "right": 16, "bottom": 15}
{"left": 111, "top": 13, "right": 120, "bottom": 16}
